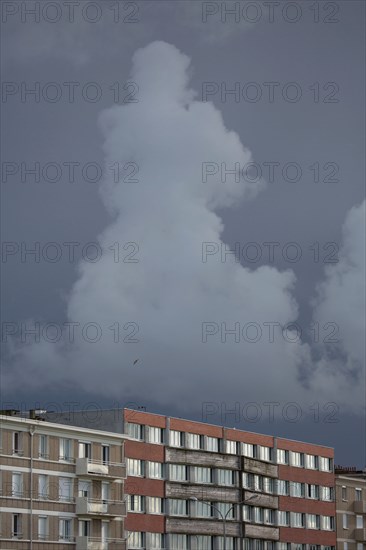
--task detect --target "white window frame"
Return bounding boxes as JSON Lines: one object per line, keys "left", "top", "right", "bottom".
{"left": 59, "top": 438, "right": 73, "bottom": 461}
{"left": 147, "top": 461, "right": 163, "bottom": 479}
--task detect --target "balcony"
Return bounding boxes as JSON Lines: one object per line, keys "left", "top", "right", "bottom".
{"left": 76, "top": 497, "right": 126, "bottom": 517}
{"left": 76, "top": 537, "right": 126, "bottom": 550}
{"left": 76, "top": 458, "right": 126, "bottom": 479}
{"left": 354, "top": 500, "right": 366, "bottom": 514}
{"left": 355, "top": 528, "right": 366, "bottom": 541}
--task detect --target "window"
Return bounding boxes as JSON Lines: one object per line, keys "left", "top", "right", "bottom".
{"left": 38, "top": 516, "right": 47, "bottom": 540}
{"left": 59, "top": 438, "right": 72, "bottom": 461}
{"left": 169, "top": 499, "right": 188, "bottom": 516}
{"left": 12, "top": 472, "right": 23, "bottom": 497}
{"left": 12, "top": 432, "right": 23, "bottom": 455}
{"left": 307, "top": 514, "right": 320, "bottom": 529}
{"left": 344, "top": 544, "right": 348, "bottom": 550}
{"left": 128, "top": 531, "right": 144, "bottom": 548}
{"left": 291, "top": 512, "right": 305, "bottom": 528}
{"left": 277, "top": 545, "right": 291, "bottom": 550}
{"left": 217, "top": 469, "right": 235, "bottom": 486}
{"left": 78, "top": 479, "right": 91, "bottom": 498}
{"left": 253, "top": 506, "right": 263, "bottom": 523}
{"left": 258, "top": 445, "right": 272, "bottom": 462}
{"left": 277, "top": 480, "right": 289, "bottom": 495}
{"left": 38, "top": 474, "right": 48, "bottom": 499}
{"left": 147, "top": 496, "right": 164, "bottom": 514}
{"left": 356, "top": 488, "right": 362, "bottom": 501}
{"left": 12, "top": 514, "right": 22, "bottom": 538}
{"left": 290, "top": 482, "right": 304, "bottom": 498}
{"left": 277, "top": 511, "right": 290, "bottom": 526}
{"left": 147, "top": 426, "right": 164, "bottom": 444}
{"left": 243, "top": 473, "right": 253, "bottom": 489}
{"left": 126, "top": 422, "right": 144, "bottom": 440}
{"left": 78, "top": 520, "right": 91, "bottom": 537}
{"left": 195, "top": 536, "right": 212, "bottom": 550}
{"left": 128, "top": 495, "right": 145, "bottom": 512}
{"left": 226, "top": 440, "right": 237, "bottom": 454}
{"left": 186, "top": 433, "right": 203, "bottom": 450}
{"left": 217, "top": 536, "right": 235, "bottom": 550}
{"left": 169, "top": 464, "right": 187, "bottom": 481}
{"left": 59, "top": 518, "right": 72, "bottom": 541}
{"left": 169, "top": 534, "right": 187, "bottom": 549}
{"left": 264, "top": 509, "right": 275, "bottom": 524}
{"left": 307, "top": 484, "right": 319, "bottom": 499}
{"left": 127, "top": 458, "right": 144, "bottom": 477}
{"left": 263, "top": 477, "right": 274, "bottom": 493}
{"left": 147, "top": 461, "right": 164, "bottom": 479}
{"left": 342, "top": 513, "right": 348, "bottom": 529}
{"left": 216, "top": 502, "right": 235, "bottom": 519}
{"left": 290, "top": 451, "right": 304, "bottom": 467}
{"left": 102, "top": 445, "right": 109, "bottom": 464}
{"left": 319, "top": 456, "right": 332, "bottom": 471}
{"left": 305, "top": 454, "right": 318, "bottom": 469}
{"left": 206, "top": 436, "right": 219, "bottom": 452}
{"left": 322, "top": 516, "right": 334, "bottom": 530}
{"left": 242, "top": 442, "right": 256, "bottom": 457}
{"left": 101, "top": 482, "right": 109, "bottom": 503}
{"left": 38, "top": 435, "right": 48, "bottom": 458}
{"left": 78, "top": 441, "right": 91, "bottom": 459}
{"left": 277, "top": 449, "right": 289, "bottom": 464}
{"left": 150, "top": 533, "right": 164, "bottom": 549}
{"left": 59, "top": 477, "right": 73, "bottom": 501}
{"left": 170, "top": 430, "right": 183, "bottom": 447}
{"left": 341, "top": 485, "right": 347, "bottom": 500}
{"left": 194, "top": 466, "right": 212, "bottom": 483}
{"left": 321, "top": 486, "right": 333, "bottom": 501}
{"left": 243, "top": 505, "right": 252, "bottom": 521}
{"left": 356, "top": 515, "right": 363, "bottom": 528}
{"left": 195, "top": 500, "right": 213, "bottom": 517}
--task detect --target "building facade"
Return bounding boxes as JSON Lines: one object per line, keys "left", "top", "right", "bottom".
{"left": 122, "top": 408, "right": 336, "bottom": 550}
{"left": 0, "top": 411, "right": 127, "bottom": 549}
{"left": 335, "top": 467, "right": 366, "bottom": 550}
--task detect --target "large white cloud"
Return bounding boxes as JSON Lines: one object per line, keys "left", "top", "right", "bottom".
{"left": 309, "top": 200, "right": 365, "bottom": 410}
{"left": 3, "top": 42, "right": 364, "bottom": 417}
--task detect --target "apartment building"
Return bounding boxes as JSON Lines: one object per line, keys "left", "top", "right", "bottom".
{"left": 121, "top": 408, "right": 336, "bottom": 550}
{"left": 335, "top": 466, "right": 366, "bottom": 550}
{"left": 0, "top": 410, "right": 127, "bottom": 549}
{"left": 30, "top": 406, "right": 337, "bottom": 549}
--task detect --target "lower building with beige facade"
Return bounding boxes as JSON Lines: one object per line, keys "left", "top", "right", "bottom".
{"left": 0, "top": 410, "right": 127, "bottom": 549}
{"left": 335, "top": 467, "right": 366, "bottom": 550}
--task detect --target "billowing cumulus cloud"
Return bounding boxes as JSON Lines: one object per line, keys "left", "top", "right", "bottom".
{"left": 309, "top": 200, "right": 365, "bottom": 410}
{"left": 3, "top": 42, "right": 364, "bottom": 416}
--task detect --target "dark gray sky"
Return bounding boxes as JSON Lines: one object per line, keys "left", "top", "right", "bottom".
{"left": 1, "top": 1, "right": 365, "bottom": 466}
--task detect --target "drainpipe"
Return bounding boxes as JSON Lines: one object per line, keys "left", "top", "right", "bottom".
{"left": 29, "top": 424, "right": 35, "bottom": 550}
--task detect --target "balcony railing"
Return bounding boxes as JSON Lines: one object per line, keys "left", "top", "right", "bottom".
{"left": 355, "top": 527, "right": 366, "bottom": 541}
{"left": 76, "top": 536, "right": 126, "bottom": 550}
{"left": 76, "top": 497, "right": 126, "bottom": 517}
{"left": 76, "top": 458, "right": 126, "bottom": 479}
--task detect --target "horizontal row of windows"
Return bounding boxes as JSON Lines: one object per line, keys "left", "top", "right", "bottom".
{"left": 127, "top": 460, "right": 334, "bottom": 501}
{"left": 341, "top": 485, "right": 364, "bottom": 501}
{"left": 245, "top": 507, "right": 334, "bottom": 530}
{"left": 128, "top": 497, "right": 336, "bottom": 530}
{"left": 5, "top": 514, "right": 94, "bottom": 541}
{"left": 342, "top": 513, "right": 364, "bottom": 529}
{"left": 126, "top": 424, "right": 333, "bottom": 471}
{"left": 243, "top": 473, "right": 334, "bottom": 501}
{"left": 7, "top": 432, "right": 112, "bottom": 463}
{"left": 127, "top": 532, "right": 335, "bottom": 550}
{"left": 4, "top": 473, "right": 118, "bottom": 502}
{"left": 128, "top": 532, "right": 237, "bottom": 550}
